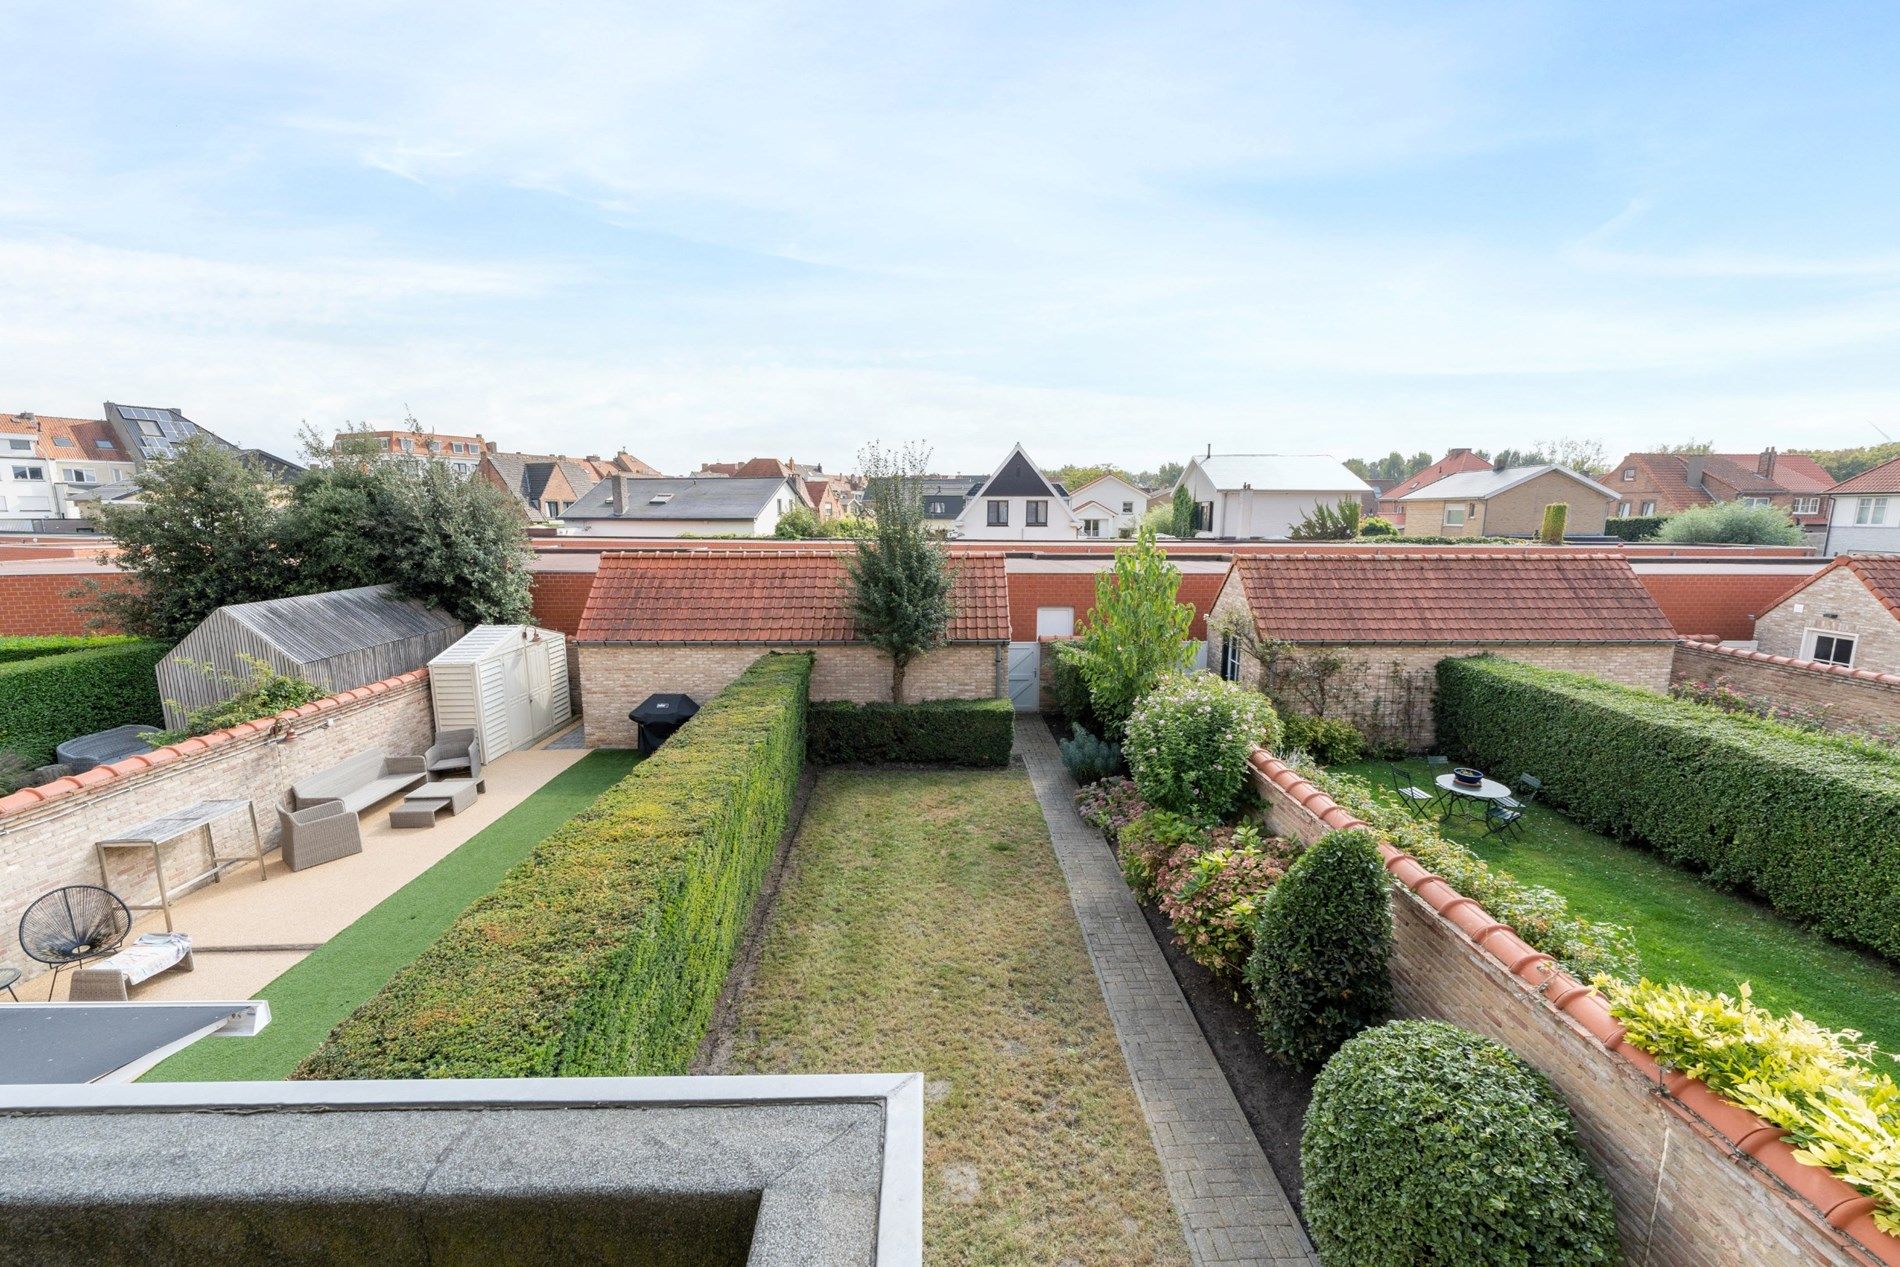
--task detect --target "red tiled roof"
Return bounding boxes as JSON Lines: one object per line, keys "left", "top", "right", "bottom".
{"left": 1228, "top": 552, "right": 1675, "bottom": 643}
{"left": 1383, "top": 448, "right": 1494, "bottom": 501}
{"left": 1715, "top": 452, "right": 1834, "bottom": 495}
{"left": 577, "top": 549, "right": 1009, "bottom": 643}
{"left": 1765, "top": 555, "right": 1900, "bottom": 624}
{"left": 1831, "top": 456, "right": 1900, "bottom": 495}
{"left": 734, "top": 457, "right": 794, "bottom": 478}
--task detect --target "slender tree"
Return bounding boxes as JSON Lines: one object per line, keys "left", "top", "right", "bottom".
{"left": 848, "top": 441, "right": 955, "bottom": 703}
{"left": 1169, "top": 484, "right": 1197, "bottom": 537}
{"left": 1057, "top": 525, "right": 1195, "bottom": 741}
{"left": 1539, "top": 502, "right": 1569, "bottom": 544}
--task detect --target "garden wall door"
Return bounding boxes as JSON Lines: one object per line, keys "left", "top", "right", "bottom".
{"left": 1007, "top": 642, "right": 1040, "bottom": 712}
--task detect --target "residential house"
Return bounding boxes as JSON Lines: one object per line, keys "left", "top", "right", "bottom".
{"left": 343, "top": 427, "right": 488, "bottom": 474}
{"left": 1752, "top": 556, "right": 1900, "bottom": 673}
{"left": 481, "top": 451, "right": 610, "bottom": 519}
{"left": 920, "top": 476, "right": 986, "bottom": 531}
{"left": 1605, "top": 449, "right": 1834, "bottom": 533}
{"left": 5, "top": 414, "right": 137, "bottom": 517}
{"left": 1173, "top": 454, "right": 1372, "bottom": 539}
{"left": 1209, "top": 551, "right": 1676, "bottom": 748}
{"left": 559, "top": 475, "right": 809, "bottom": 537}
{"left": 1067, "top": 472, "right": 1150, "bottom": 538}
{"left": 1821, "top": 457, "right": 1900, "bottom": 558}
{"left": 950, "top": 445, "right": 1080, "bottom": 541}
{"left": 1375, "top": 448, "right": 1494, "bottom": 529}
{"left": 0, "top": 415, "right": 58, "bottom": 526}
{"left": 803, "top": 476, "right": 855, "bottom": 522}
{"left": 1397, "top": 465, "right": 1613, "bottom": 538}
{"left": 574, "top": 549, "right": 1008, "bottom": 744}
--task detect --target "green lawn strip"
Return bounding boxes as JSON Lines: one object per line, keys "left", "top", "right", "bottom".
{"left": 1341, "top": 758, "right": 1900, "bottom": 1055}
{"left": 143, "top": 749, "right": 641, "bottom": 1082}
{"left": 715, "top": 768, "right": 1189, "bottom": 1266}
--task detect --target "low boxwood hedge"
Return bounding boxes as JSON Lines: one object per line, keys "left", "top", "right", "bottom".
{"left": 1437, "top": 655, "right": 1900, "bottom": 962}
{"left": 1601, "top": 515, "right": 1669, "bottom": 542}
{"left": 296, "top": 651, "right": 813, "bottom": 1079}
{"left": 0, "top": 640, "right": 167, "bottom": 765}
{"left": 807, "top": 697, "right": 1012, "bottom": 767}
{"left": 0, "top": 634, "right": 138, "bottom": 665}
{"left": 1303, "top": 1019, "right": 1619, "bottom": 1265}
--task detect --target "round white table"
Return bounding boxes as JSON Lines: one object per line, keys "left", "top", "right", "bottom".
{"left": 1434, "top": 773, "right": 1512, "bottom": 821}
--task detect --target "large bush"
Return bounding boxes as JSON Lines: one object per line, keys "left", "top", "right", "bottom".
{"left": 1158, "top": 824, "right": 1302, "bottom": 977}
{"left": 0, "top": 641, "right": 168, "bottom": 765}
{"left": 1125, "top": 673, "right": 1281, "bottom": 819}
{"left": 1047, "top": 649, "right": 1103, "bottom": 736}
{"left": 1438, "top": 656, "right": 1900, "bottom": 962}
{"left": 806, "top": 697, "right": 1011, "bottom": 767}
{"left": 1602, "top": 514, "right": 1669, "bottom": 541}
{"left": 1245, "top": 828, "right": 1391, "bottom": 1065}
{"left": 1656, "top": 500, "right": 1805, "bottom": 545}
{"left": 1279, "top": 713, "right": 1364, "bottom": 766}
{"left": 1303, "top": 1020, "right": 1620, "bottom": 1266}
{"left": 0, "top": 634, "right": 139, "bottom": 665}
{"left": 1058, "top": 526, "right": 1195, "bottom": 740}
{"left": 297, "top": 652, "right": 811, "bottom": 1078}
{"left": 1316, "top": 768, "right": 1639, "bottom": 981}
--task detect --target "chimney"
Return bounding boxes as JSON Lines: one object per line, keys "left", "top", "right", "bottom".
{"left": 1446, "top": 447, "right": 1470, "bottom": 457}
{"left": 1205, "top": 443, "right": 1212, "bottom": 459}
{"left": 1758, "top": 446, "right": 1777, "bottom": 478}
{"left": 485, "top": 440, "right": 498, "bottom": 453}
{"left": 610, "top": 476, "right": 625, "bottom": 517}
{"left": 1684, "top": 456, "right": 1707, "bottom": 489}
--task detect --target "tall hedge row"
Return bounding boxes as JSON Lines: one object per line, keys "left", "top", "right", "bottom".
{"left": 296, "top": 651, "right": 813, "bottom": 1079}
{"left": 0, "top": 634, "right": 139, "bottom": 666}
{"left": 1601, "top": 515, "right": 1669, "bottom": 542}
{"left": 1437, "top": 656, "right": 1900, "bottom": 961}
{"left": 0, "top": 640, "right": 168, "bottom": 764}
{"left": 807, "top": 697, "right": 1013, "bottom": 767}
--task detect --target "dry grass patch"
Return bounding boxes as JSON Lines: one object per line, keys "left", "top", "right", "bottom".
{"left": 707, "top": 767, "right": 1187, "bottom": 1267}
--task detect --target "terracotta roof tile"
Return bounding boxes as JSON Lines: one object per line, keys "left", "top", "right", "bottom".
{"left": 1230, "top": 552, "right": 1675, "bottom": 643}
{"left": 577, "top": 549, "right": 1009, "bottom": 643}
{"left": 1383, "top": 448, "right": 1494, "bottom": 500}
{"left": 1831, "top": 456, "right": 1900, "bottom": 495}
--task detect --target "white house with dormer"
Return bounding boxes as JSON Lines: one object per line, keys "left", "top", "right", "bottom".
{"left": 1068, "top": 472, "right": 1150, "bottom": 538}
{"left": 950, "top": 445, "right": 1081, "bottom": 541}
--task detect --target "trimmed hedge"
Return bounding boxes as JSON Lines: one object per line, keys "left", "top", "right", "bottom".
{"left": 1601, "top": 515, "right": 1669, "bottom": 541}
{"left": 296, "top": 651, "right": 812, "bottom": 1078}
{"left": 1437, "top": 655, "right": 1900, "bottom": 962}
{"left": 0, "top": 634, "right": 138, "bottom": 665}
{"left": 806, "top": 697, "right": 1012, "bottom": 767}
{"left": 1303, "top": 1020, "right": 1620, "bottom": 1265}
{"left": 0, "top": 640, "right": 167, "bottom": 765}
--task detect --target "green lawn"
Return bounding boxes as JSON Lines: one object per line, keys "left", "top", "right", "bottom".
{"left": 1341, "top": 758, "right": 1900, "bottom": 1055}
{"left": 144, "top": 749, "right": 641, "bottom": 1081}
{"left": 708, "top": 768, "right": 1188, "bottom": 1267}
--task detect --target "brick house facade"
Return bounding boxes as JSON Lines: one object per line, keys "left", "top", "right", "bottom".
{"left": 1208, "top": 552, "right": 1677, "bottom": 748}
{"left": 1753, "top": 557, "right": 1900, "bottom": 675}
{"left": 1398, "top": 466, "right": 1614, "bottom": 538}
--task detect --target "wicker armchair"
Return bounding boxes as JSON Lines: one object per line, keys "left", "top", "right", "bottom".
{"left": 278, "top": 802, "right": 364, "bottom": 872}
{"left": 424, "top": 729, "right": 483, "bottom": 782}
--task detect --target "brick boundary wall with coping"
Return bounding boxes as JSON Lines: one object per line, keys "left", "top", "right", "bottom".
{"left": 1673, "top": 639, "right": 1900, "bottom": 735}
{"left": 0, "top": 671, "right": 434, "bottom": 986}
{"left": 1247, "top": 748, "right": 1898, "bottom": 1267}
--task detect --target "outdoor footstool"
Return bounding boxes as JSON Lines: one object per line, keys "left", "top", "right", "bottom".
{"left": 66, "top": 932, "right": 194, "bottom": 1002}
{"left": 390, "top": 777, "right": 484, "bottom": 829}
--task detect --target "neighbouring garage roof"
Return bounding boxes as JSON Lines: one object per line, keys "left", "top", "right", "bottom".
{"left": 578, "top": 549, "right": 1010, "bottom": 643}
{"left": 1227, "top": 552, "right": 1677, "bottom": 644}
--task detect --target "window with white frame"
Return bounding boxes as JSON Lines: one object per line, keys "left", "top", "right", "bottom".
{"left": 1741, "top": 496, "right": 1772, "bottom": 507}
{"left": 1622, "top": 468, "right": 1635, "bottom": 481}
{"left": 1035, "top": 606, "right": 1075, "bottom": 638}
{"left": 62, "top": 468, "right": 96, "bottom": 483}
{"left": 1641, "top": 501, "right": 1657, "bottom": 515}
{"left": 11, "top": 465, "right": 45, "bottom": 481}
{"left": 1081, "top": 518, "right": 1101, "bottom": 537}
{"left": 1617, "top": 501, "right": 1630, "bottom": 517}
{"left": 3, "top": 437, "right": 30, "bottom": 452}
{"left": 1802, "top": 629, "right": 1857, "bottom": 667}
{"left": 1856, "top": 497, "right": 1889, "bottom": 526}
{"left": 1443, "top": 504, "right": 1467, "bottom": 528}
{"left": 1221, "top": 634, "right": 1241, "bottom": 681}
{"left": 1794, "top": 496, "right": 1821, "bottom": 515}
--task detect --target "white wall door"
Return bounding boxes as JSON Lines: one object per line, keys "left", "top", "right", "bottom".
{"left": 1007, "top": 642, "right": 1041, "bottom": 712}
{"left": 1035, "top": 607, "right": 1075, "bottom": 638}
{"left": 503, "top": 649, "right": 534, "bottom": 750}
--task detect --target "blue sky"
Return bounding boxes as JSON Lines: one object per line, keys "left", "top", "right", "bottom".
{"left": 2, "top": 1, "right": 1897, "bottom": 474}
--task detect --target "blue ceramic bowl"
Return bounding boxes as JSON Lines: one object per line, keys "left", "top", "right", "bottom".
{"left": 1453, "top": 767, "right": 1484, "bottom": 787}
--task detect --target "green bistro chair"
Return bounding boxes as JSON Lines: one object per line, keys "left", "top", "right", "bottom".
{"left": 1386, "top": 765, "right": 1437, "bottom": 817}
{"left": 1517, "top": 774, "right": 1543, "bottom": 805}
{"left": 1483, "top": 800, "right": 1526, "bottom": 839}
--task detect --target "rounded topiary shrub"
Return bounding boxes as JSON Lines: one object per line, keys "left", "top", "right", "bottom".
{"left": 1302, "top": 1020, "right": 1620, "bottom": 1267}
{"left": 1124, "top": 672, "right": 1281, "bottom": 819}
{"left": 1245, "top": 828, "right": 1390, "bottom": 1064}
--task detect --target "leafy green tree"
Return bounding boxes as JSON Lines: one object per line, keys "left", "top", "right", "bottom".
{"left": 1137, "top": 460, "right": 1184, "bottom": 489}
{"left": 1057, "top": 526, "right": 1194, "bottom": 740}
{"left": 381, "top": 458, "right": 534, "bottom": 624}
{"left": 1811, "top": 442, "right": 1900, "bottom": 482}
{"left": 1169, "top": 484, "right": 1197, "bottom": 537}
{"left": 1656, "top": 501, "right": 1805, "bottom": 546}
{"left": 85, "top": 437, "right": 291, "bottom": 640}
{"left": 1289, "top": 498, "right": 1363, "bottom": 540}
{"left": 1653, "top": 438, "right": 1713, "bottom": 455}
{"left": 849, "top": 441, "right": 955, "bottom": 702}
{"left": 774, "top": 506, "right": 822, "bottom": 538}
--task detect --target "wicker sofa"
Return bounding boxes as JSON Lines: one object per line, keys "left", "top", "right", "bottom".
{"left": 289, "top": 750, "right": 428, "bottom": 814}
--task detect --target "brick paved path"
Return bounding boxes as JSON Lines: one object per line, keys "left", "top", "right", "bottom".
{"left": 1017, "top": 725, "right": 1317, "bottom": 1266}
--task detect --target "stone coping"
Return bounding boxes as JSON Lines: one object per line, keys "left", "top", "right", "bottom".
{"left": 1679, "top": 638, "right": 1900, "bottom": 688}
{"left": 0, "top": 669, "right": 430, "bottom": 818}
{"left": 1248, "top": 747, "right": 1900, "bottom": 1264}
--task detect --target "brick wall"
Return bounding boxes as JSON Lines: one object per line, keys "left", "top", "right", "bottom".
{"left": 1755, "top": 568, "right": 1900, "bottom": 676}
{"left": 1208, "top": 579, "right": 1675, "bottom": 749}
{"left": 1004, "top": 567, "right": 1227, "bottom": 640}
{"left": 0, "top": 571, "right": 131, "bottom": 635}
{"left": 1251, "top": 755, "right": 1897, "bottom": 1267}
{"left": 0, "top": 674, "right": 434, "bottom": 985}
{"left": 1673, "top": 640, "right": 1900, "bottom": 734}
{"left": 578, "top": 643, "right": 1003, "bottom": 747}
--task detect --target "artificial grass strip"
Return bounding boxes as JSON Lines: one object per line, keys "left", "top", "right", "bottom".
{"left": 141, "top": 749, "right": 641, "bottom": 1082}
{"left": 1341, "top": 758, "right": 1900, "bottom": 1056}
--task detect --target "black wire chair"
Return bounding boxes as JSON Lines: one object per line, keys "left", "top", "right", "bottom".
{"left": 18, "top": 885, "right": 131, "bottom": 1001}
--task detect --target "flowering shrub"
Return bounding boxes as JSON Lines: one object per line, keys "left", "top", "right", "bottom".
{"left": 1279, "top": 713, "right": 1365, "bottom": 766}
{"left": 1124, "top": 673, "right": 1281, "bottom": 819}
{"left": 1598, "top": 976, "right": 1900, "bottom": 1235}
{"left": 1158, "top": 824, "right": 1302, "bottom": 977}
{"left": 1672, "top": 678, "right": 1900, "bottom": 749}
{"left": 1075, "top": 776, "right": 1147, "bottom": 844}
{"left": 1116, "top": 809, "right": 1204, "bottom": 902}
